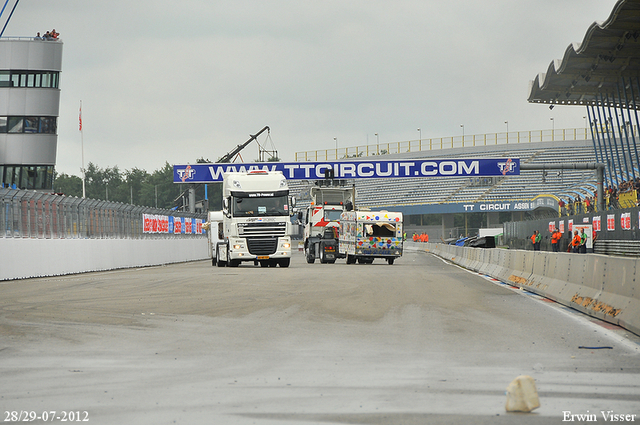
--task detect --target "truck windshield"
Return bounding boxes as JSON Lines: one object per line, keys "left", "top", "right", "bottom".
{"left": 232, "top": 195, "right": 288, "bottom": 217}
{"left": 324, "top": 210, "right": 342, "bottom": 222}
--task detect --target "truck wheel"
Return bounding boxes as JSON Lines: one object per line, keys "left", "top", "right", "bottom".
{"left": 229, "top": 259, "right": 240, "bottom": 267}
{"left": 216, "top": 243, "right": 227, "bottom": 267}
{"left": 279, "top": 258, "right": 291, "bottom": 268}
{"left": 305, "top": 245, "right": 315, "bottom": 264}
{"left": 320, "top": 249, "right": 327, "bottom": 264}
{"left": 346, "top": 254, "right": 356, "bottom": 264}
{"left": 216, "top": 251, "right": 226, "bottom": 267}
{"left": 387, "top": 257, "right": 395, "bottom": 265}
{"left": 212, "top": 256, "right": 217, "bottom": 267}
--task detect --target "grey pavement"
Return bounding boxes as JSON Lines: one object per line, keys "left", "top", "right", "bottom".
{"left": 1, "top": 248, "right": 639, "bottom": 424}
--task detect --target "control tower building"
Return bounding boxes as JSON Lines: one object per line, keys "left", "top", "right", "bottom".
{"left": 0, "top": 37, "right": 63, "bottom": 190}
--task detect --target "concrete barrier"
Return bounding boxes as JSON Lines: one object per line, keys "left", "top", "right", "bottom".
{"left": 420, "top": 242, "right": 640, "bottom": 337}
{"left": 1, "top": 237, "right": 209, "bottom": 281}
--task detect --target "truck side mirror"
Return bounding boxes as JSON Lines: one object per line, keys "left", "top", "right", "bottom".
{"left": 223, "top": 198, "right": 230, "bottom": 217}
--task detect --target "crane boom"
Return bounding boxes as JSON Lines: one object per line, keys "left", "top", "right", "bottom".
{"left": 217, "top": 126, "right": 270, "bottom": 163}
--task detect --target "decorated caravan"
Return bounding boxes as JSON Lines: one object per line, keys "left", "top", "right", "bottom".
{"left": 339, "top": 210, "right": 403, "bottom": 265}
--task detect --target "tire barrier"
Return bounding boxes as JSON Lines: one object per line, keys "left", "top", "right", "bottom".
{"left": 421, "top": 242, "right": 640, "bottom": 337}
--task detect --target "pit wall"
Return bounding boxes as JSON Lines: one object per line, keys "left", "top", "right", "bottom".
{"left": 420, "top": 242, "right": 640, "bottom": 337}
{"left": 1, "top": 238, "right": 209, "bottom": 281}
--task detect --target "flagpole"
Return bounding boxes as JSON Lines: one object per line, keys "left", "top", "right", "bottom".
{"left": 80, "top": 100, "right": 86, "bottom": 198}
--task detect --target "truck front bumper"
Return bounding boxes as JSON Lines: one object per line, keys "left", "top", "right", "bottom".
{"left": 228, "top": 236, "right": 292, "bottom": 261}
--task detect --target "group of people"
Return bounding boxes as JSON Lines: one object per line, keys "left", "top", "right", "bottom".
{"left": 412, "top": 233, "right": 429, "bottom": 242}
{"left": 558, "top": 177, "right": 640, "bottom": 216}
{"left": 533, "top": 227, "right": 592, "bottom": 253}
{"left": 558, "top": 194, "right": 596, "bottom": 216}
{"left": 34, "top": 29, "right": 59, "bottom": 41}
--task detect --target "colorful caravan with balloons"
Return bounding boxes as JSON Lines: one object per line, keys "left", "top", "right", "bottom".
{"left": 338, "top": 210, "right": 403, "bottom": 265}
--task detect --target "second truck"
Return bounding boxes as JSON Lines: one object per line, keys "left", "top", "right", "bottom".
{"left": 302, "top": 181, "right": 355, "bottom": 264}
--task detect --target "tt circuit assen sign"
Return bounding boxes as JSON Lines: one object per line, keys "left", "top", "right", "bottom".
{"left": 173, "top": 158, "right": 520, "bottom": 183}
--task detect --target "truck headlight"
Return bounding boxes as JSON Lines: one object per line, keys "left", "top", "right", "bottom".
{"left": 281, "top": 242, "right": 291, "bottom": 249}
{"left": 233, "top": 244, "right": 244, "bottom": 249}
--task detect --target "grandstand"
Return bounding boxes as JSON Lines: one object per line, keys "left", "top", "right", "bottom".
{"left": 289, "top": 138, "right": 598, "bottom": 216}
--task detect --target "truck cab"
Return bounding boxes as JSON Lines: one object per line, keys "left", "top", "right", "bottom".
{"left": 303, "top": 184, "right": 354, "bottom": 264}
{"left": 216, "top": 170, "right": 294, "bottom": 267}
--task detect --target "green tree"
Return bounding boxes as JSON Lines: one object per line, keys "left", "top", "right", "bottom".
{"left": 53, "top": 172, "right": 82, "bottom": 197}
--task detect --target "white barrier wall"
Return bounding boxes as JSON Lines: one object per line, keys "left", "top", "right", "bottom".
{"left": 420, "top": 242, "right": 640, "bottom": 337}
{"left": 0, "top": 238, "right": 209, "bottom": 281}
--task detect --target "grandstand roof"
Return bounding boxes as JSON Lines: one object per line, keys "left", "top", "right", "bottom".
{"left": 528, "top": 0, "right": 640, "bottom": 108}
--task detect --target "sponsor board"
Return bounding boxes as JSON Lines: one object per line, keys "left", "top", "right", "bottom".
{"left": 173, "top": 158, "right": 520, "bottom": 183}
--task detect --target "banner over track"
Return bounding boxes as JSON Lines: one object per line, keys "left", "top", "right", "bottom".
{"left": 173, "top": 158, "right": 520, "bottom": 183}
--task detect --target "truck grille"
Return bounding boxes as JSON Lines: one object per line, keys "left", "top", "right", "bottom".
{"left": 238, "top": 222, "right": 286, "bottom": 237}
{"left": 247, "top": 237, "right": 278, "bottom": 255}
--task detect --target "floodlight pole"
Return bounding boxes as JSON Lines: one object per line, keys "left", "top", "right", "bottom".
{"left": 519, "top": 162, "right": 605, "bottom": 212}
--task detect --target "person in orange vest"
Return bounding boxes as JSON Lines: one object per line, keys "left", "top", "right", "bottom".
{"left": 530, "top": 230, "right": 541, "bottom": 251}
{"left": 413, "top": 233, "right": 417, "bottom": 242}
{"left": 571, "top": 230, "right": 581, "bottom": 253}
{"left": 550, "top": 227, "right": 561, "bottom": 252}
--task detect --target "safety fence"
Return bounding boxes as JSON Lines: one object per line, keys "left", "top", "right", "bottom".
{"left": 0, "top": 188, "right": 207, "bottom": 239}
{"left": 503, "top": 205, "right": 640, "bottom": 255}
{"left": 295, "top": 128, "right": 590, "bottom": 162}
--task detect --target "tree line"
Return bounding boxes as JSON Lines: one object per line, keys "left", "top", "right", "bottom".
{"left": 53, "top": 159, "right": 222, "bottom": 211}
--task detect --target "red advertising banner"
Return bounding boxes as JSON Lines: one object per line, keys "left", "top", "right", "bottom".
{"left": 592, "top": 216, "right": 601, "bottom": 232}
{"left": 621, "top": 212, "right": 632, "bottom": 230}
{"left": 607, "top": 214, "right": 615, "bottom": 231}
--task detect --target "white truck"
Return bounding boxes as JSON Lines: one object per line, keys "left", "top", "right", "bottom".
{"left": 339, "top": 210, "right": 403, "bottom": 265}
{"left": 216, "top": 170, "right": 295, "bottom": 267}
{"left": 205, "top": 210, "right": 224, "bottom": 266}
{"left": 302, "top": 184, "right": 355, "bottom": 264}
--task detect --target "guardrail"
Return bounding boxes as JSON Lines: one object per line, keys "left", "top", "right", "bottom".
{"left": 295, "top": 128, "right": 590, "bottom": 162}
{"left": 0, "top": 188, "right": 206, "bottom": 239}
{"left": 419, "top": 242, "right": 640, "bottom": 337}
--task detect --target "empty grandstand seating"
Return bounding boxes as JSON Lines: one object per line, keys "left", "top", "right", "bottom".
{"left": 289, "top": 139, "right": 600, "bottom": 211}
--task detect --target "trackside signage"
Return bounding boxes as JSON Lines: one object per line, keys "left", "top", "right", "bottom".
{"left": 173, "top": 158, "right": 520, "bottom": 183}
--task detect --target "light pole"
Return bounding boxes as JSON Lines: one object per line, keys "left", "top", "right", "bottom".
{"left": 504, "top": 121, "right": 508, "bottom": 143}
{"left": 417, "top": 128, "right": 421, "bottom": 148}
{"left": 550, "top": 117, "right": 554, "bottom": 140}
{"left": 375, "top": 133, "right": 379, "bottom": 154}
{"left": 460, "top": 124, "right": 464, "bottom": 138}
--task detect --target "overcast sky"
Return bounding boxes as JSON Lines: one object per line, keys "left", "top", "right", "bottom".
{"left": 5, "top": 0, "right": 620, "bottom": 176}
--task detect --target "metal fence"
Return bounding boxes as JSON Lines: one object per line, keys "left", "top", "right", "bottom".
{"left": 295, "top": 127, "right": 591, "bottom": 162}
{"left": 1, "top": 188, "right": 207, "bottom": 239}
